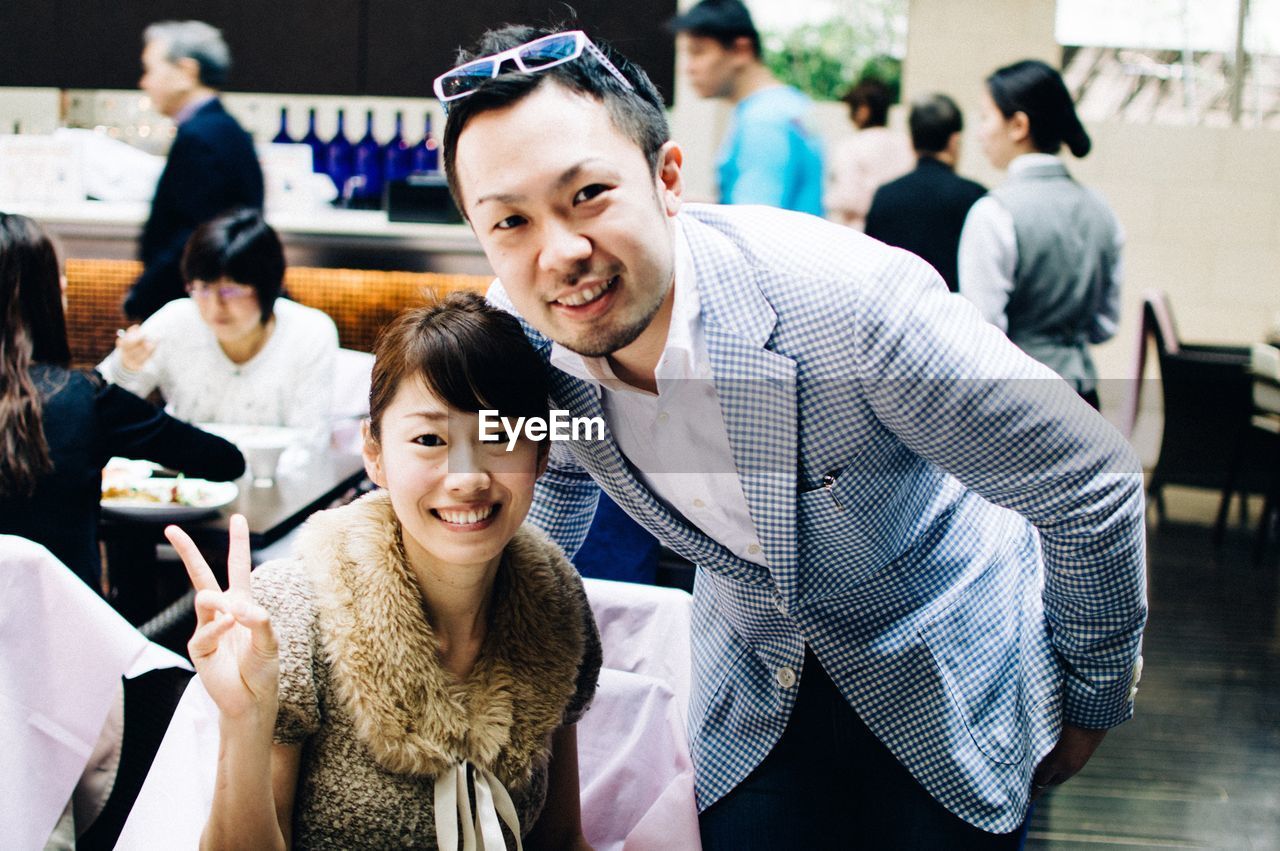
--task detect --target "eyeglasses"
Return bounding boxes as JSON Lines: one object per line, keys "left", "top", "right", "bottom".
{"left": 186, "top": 281, "right": 256, "bottom": 301}
{"left": 433, "top": 30, "right": 633, "bottom": 112}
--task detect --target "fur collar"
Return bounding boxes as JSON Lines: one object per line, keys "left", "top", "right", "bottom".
{"left": 293, "top": 490, "right": 586, "bottom": 788}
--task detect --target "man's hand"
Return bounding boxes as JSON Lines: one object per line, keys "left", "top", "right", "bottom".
{"left": 1031, "top": 724, "right": 1107, "bottom": 799}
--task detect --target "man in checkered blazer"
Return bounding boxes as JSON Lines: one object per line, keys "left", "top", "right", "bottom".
{"left": 440, "top": 24, "right": 1146, "bottom": 849}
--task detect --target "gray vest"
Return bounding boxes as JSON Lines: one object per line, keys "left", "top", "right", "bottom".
{"left": 991, "top": 160, "right": 1118, "bottom": 392}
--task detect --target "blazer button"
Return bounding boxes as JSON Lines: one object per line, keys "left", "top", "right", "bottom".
{"left": 775, "top": 666, "right": 797, "bottom": 688}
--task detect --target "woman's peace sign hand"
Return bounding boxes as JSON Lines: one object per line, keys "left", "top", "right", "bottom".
{"left": 165, "top": 515, "right": 279, "bottom": 722}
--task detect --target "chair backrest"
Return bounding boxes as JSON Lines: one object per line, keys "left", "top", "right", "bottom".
{"left": 0, "top": 535, "right": 189, "bottom": 849}
{"left": 577, "top": 669, "right": 701, "bottom": 851}
{"left": 331, "top": 348, "right": 375, "bottom": 420}
{"left": 582, "top": 577, "right": 693, "bottom": 722}
{"left": 1142, "top": 289, "right": 1181, "bottom": 357}
{"left": 1123, "top": 290, "right": 1187, "bottom": 438}
{"left": 115, "top": 678, "right": 218, "bottom": 849}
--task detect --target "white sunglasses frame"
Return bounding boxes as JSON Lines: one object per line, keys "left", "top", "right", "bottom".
{"left": 433, "top": 30, "right": 634, "bottom": 107}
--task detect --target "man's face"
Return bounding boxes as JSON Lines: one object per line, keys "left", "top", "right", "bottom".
{"left": 677, "top": 34, "right": 740, "bottom": 100}
{"left": 453, "top": 83, "right": 682, "bottom": 359}
{"left": 139, "top": 40, "right": 195, "bottom": 118}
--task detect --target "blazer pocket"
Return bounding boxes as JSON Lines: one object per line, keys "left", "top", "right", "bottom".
{"left": 919, "top": 567, "right": 1029, "bottom": 765}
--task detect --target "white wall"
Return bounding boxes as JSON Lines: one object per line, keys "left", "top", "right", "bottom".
{"left": 903, "top": 0, "right": 1280, "bottom": 381}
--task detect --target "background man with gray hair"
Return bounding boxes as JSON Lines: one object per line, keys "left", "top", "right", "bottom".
{"left": 124, "top": 20, "right": 263, "bottom": 320}
{"left": 865, "top": 92, "right": 986, "bottom": 292}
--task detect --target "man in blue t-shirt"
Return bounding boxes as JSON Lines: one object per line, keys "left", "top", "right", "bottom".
{"left": 670, "top": 0, "right": 824, "bottom": 216}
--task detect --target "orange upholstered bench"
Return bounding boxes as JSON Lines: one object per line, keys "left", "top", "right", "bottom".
{"left": 64, "top": 259, "right": 492, "bottom": 368}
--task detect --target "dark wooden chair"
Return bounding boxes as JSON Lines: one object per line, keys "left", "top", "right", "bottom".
{"left": 1136, "top": 291, "right": 1269, "bottom": 542}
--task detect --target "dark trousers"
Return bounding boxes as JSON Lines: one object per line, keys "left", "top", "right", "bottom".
{"left": 699, "top": 650, "right": 1026, "bottom": 850}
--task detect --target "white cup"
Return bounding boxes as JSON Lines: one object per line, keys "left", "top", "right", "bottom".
{"left": 244, "top": 444, "right": 286, "bottom": 487}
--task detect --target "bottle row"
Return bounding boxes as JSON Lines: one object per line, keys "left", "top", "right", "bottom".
{"left": 272, "top": 107, "right": 439, "bottom": 205}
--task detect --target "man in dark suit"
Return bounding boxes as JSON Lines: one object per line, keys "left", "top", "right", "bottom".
{"left": 125, "top": 20, "right": 264, "bottom": 320}
{"left": 865, "top": 93, "right": 986, "bottom": 292}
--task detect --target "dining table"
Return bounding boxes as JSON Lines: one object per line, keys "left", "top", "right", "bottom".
{"left": 99, "top": 446, "right": 369, "bottom": 632}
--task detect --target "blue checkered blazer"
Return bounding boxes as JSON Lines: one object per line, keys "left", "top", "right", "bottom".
{"left": 489, "top": 204, "right": 1147, "bottom": 833}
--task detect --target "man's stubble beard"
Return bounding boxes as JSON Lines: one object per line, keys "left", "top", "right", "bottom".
{"left": 557, "top": 273, "right": 670, "bottom": 359}
{"left": 549, "top": 187, "right": 675, "bottom": 359}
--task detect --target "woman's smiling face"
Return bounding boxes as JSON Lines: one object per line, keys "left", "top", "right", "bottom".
{"left": 362, "top": 375, "right": 543, "bottom": 575}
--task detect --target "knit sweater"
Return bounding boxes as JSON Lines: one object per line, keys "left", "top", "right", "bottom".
{"left": 252, "top": 490, "right": 601, "bottom": 848}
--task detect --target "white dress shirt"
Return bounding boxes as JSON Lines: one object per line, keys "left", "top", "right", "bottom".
{"left": 957, "top": 153, "right": 1124, "bottom": 340}
{"left": 550, "top": 222, "right": 768, "bottom": 566}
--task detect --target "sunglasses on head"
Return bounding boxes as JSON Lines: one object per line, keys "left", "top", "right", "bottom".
{"left": 433, "top": 30, "right": 633, "bottom": 112}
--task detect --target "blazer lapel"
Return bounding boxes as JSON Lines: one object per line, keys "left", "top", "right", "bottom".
{"left": 683, "top": 214, "right": 800, "bottom": 595}
{"left": 546, "top": 366, "right": 770, "bottom": 585}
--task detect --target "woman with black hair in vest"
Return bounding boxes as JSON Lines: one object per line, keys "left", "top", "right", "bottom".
{"left": 958, "top": 59, "right": 1123, "bottom": 409}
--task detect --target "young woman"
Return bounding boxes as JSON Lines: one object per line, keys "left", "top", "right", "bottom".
{"left": 99, "top": 208, "right": 339, "bottom": 441}
{"left": 165, "top": 292, "right": 600, "bottom": 849}
{"left": 0, "top": 212, "right": 244, "bottom": 588}
{"left": 958, "top": 59, "right": 1124, "bottom": 408}
{"left": 825, "top": 77, "right": 914, "bottom": 231}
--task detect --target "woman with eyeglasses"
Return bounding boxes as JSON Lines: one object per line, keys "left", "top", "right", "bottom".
{"left": 0, "top": 212, "right": 244, "bottom": 589}
{"left": 99, "top": 208, "right": 338, "bottom": 441}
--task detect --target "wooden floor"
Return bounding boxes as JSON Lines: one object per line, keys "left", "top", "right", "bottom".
{"left": 1027, "top": 491, "right": 1280, "bottom": 850}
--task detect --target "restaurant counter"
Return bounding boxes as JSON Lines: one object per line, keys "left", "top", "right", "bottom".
{"left": 0, "top": 199, "right": 491, "bottom": 275}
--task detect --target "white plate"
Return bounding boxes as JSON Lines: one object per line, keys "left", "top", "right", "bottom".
{"left": 101, "top": 477, "right": 239, "bottom": 520}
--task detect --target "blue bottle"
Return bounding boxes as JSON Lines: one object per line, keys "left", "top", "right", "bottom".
{"left": 352, "top": 110, "right": 383, "bottom": 205}
{"left": 299, "top": 108, "right": 325, "bottom": 173}
{"left": 271, "top": 107, "right": 293, "bottom": 144}
{"left": 382, "top": 110, "right": 411, "bottom": 185}
{"left": 324, "top": 108, "right": 354, "bottom": 197}
{"left": 410, "top": 113, "right": 439, "bottom": 174}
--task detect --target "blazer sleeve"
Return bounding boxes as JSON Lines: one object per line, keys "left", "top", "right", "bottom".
{"left": 91, "top": 371, "right": 246, "bottom": 480}
{"left": 853, "top": 249, "right": 1147, "bottom": 730}
{"left": 527, "top": 439, "right": 601, "bottom": 559}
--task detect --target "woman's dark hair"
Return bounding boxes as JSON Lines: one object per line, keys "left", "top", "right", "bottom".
{"left": 442, "top": 24, "right": 670, "bottom": 212}
{"left": 986, "top": 59, "right": 1091, "bottom": 158}
{"left": 368, "top": 291, "right": 551, "bottom": 448}
{"left": 843, "top": 78, "right": 895, "bottom": 128}
{"left": 0, "top": 213, "right": 71, "bottom": 497}
{"left": 181, "top": 208, "right": 285, "bottom": 323}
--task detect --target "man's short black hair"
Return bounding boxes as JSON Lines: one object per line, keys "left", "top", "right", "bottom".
{"left": 667, "top": 0, "right": 761, "bottom": 58}
{"left": 909, "top": 93, "right": 964, "bottom": 154}
{"left": 441, "top": 24, "right": 669, "bottom": 213}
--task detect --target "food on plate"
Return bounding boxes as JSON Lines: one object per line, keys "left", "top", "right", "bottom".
{"left": 101, "top": 476, "right": 220, "bottom": 508}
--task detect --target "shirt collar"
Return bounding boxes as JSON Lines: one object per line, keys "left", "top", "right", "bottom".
{"left": 549, "top": 219, "right": 702, "bottom": 396}
{"left": 174, "top": 94, "right": 217, "bottom": 127}
{"left": 1008, "top": 152, "right": 1062, "bottom": 175}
